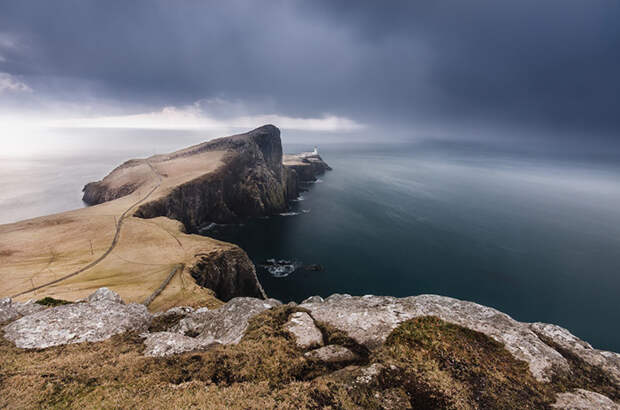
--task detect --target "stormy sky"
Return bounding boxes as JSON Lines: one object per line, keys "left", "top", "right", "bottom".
{"left": 1, "top": 0, "right": 619, "bottom": 149}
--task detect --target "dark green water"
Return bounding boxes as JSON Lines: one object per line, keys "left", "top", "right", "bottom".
{"left": 206, "top": 143, "right": 620, "bottom": 351}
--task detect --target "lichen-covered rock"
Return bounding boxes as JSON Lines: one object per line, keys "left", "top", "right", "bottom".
{"left": 3, "top": 288, "right": 151, "bottom": 349}
{"left": 174, "top": 297, "right": 281, "bottom": 344}
{"left": 0, "top": 298, "right": 46, "bottom": 325}
{"left": 304, "top": 345, "right": 359, "bottom": 363}
{"left": 551, "top": 389, "right": 620, "bottom": 409}
{"left": 301, "top": 295, "right": 324, "bottom": 304}
{"left": 154, "top": 306, "right": 195, "bottom": 318}
{"left": 143, "top": 297, "right": 281, "bottom": 357}
{"left": 13, "top": 300, "right": 47, "bottom": 316}
{"left": 284, "top": 311, "right": 323, "bottom": 349}
{"left": 531, "top": 322, "right": 620, "bottom": 386}
{"left": 0, "top": 298, "right": 20, "bottom": 324}
{"left": 300, "top": 294, "right": 570, "bottom": 382}
{"left": 87, "top": 287, "right": 123, "bottom": 304}
{"left": 142, "top": 332, "right": 217, "bottom": 357}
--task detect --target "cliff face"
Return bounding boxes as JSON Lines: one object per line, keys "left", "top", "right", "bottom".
{"left": 79, "top": 125, "right": 330, "bottom": 301}
{"left": 84, "top": 125, "right": 330, "bottom": 233}
{"left": 189, "top": 247, "right": 267, "bottom": 301}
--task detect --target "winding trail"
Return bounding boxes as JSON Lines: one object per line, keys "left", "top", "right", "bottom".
{"left": 11, "top": 161, "right": 163, "bottom": 298}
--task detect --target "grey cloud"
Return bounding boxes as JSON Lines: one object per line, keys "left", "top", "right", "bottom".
{"left": 0, "top": 0, "right": 619, "bottom": 144}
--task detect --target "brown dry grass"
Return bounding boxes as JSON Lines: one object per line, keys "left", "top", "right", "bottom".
{"left": 0, "top": 306, "right": 360, "bottom": 409}
{"left": 3, "top": 311, "right": 594, "bottom": 409}
{"left": 0, "top": 150, "right": 238, "bottom": 310}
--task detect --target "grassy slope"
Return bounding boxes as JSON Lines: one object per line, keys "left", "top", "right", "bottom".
{"left": 0, "top": 151, "right": 230, "bottom": 311}
{"left": 3, "top": 309, "right": 616, "bottom": 409}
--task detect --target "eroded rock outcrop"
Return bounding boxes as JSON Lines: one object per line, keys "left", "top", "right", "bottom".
{"left": 531, "top": 322, "right": 620, "bottom": 386}
{"left": 299, "top": 294, "right": 605, "bottom": 383}
{"left": 144, "top": 297, "right": 281, "bottom": 356}
{"left": 189, "top": 247, "right": 266, "bottom": 301}
{"left": 305, "top": 345, "right": 359, "bottom": 363}
{"left": 0, "top": 298, "right": 46, "bottom": 324}
{"left": 284, "top": 311, "right": 324, "bottom": 349}
{"left": 552, "top": 389, "right": 620, "bottom": 409}
{"left": 3, "top": 288, "right": 151, "bottom": 349}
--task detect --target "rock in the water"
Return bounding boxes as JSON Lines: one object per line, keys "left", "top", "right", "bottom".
{"left": 284, "top": 311, "right": 323, "bottom": 349}
{"left": 3, "top": 288, "right": 151, "bottom": 349}
{"left": 87, "top": 287, "right": 123, "bottom": 304}
{"left": 300, "top": 294, "right": 570, "bottom": 382}
{"left": 143, "top": 332, "right": 217, "bottom": 357}
{"left": 531, "top": 322, "right": 620, "bottom": 385}
{"left": 304, "top": 345, "right": 359, "bottom": 363}
{"left": 551, "top": 389, "right": 620, "bottom": 409}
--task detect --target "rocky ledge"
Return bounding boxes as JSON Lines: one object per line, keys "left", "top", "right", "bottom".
{"left": 2, "top": 288, "right": 618, "bottom": 408}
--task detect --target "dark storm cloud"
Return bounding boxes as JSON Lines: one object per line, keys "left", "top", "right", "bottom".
{"left": 1, "top": 0, "right": 619, "bottom": 141}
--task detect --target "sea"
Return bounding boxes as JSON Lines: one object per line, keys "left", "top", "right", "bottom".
{"left": 2, "top": 137, "right": 619, "bottom": 351}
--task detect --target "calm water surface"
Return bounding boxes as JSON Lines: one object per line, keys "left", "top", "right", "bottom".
{"left": 208, "top": 143, "right": 620, "bottom": 351}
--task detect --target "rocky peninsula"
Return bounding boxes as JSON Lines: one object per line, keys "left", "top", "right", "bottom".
{"left": 1, "top": 125, "right": 618, "bottom": 408}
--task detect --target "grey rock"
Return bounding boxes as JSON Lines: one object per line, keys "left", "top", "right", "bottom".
{"left": 13, "top": 300, "right": 47, "bottom": 317}
{"left": 301, "top": 295, "right": 324, "bottom": 304}
{"left": 531, "top": 322, "right": 620, "bottom": 386}
{"left": 0, "top": 298, "right": 20, "bottom": 324}
{"left": 143, "top": 332, "right": 217, "bottom": 357}
{"left": 144, "top": 297, "right": 281, "bottom": 357}
{"left": 300, "top": 294, "right": 569, "bottom": 382}
{"left": 154, "top": 306, "right": 194, "bottom": 319}
{"left": 355, "top": 363, "right": 385, "bottom": 385}
{"left": 87, "top": 287, "right": 123, "bottom": 304}
{"left": 0, "top": 298, "right": 46, "bottom": 325}
{"left": 174, "top": 297, "right": 280, "bottom": 344}
{"left": 284, "top": 311, "right": 323, "bottom": 349}
{"left": 551, "top": 389, "right": 620, "bottom": 409}
{"left": 305, "top": 345, "right": 359, "bottom": 363}
{"left": 3, "top": 288, "right": 151, "bottom": 349}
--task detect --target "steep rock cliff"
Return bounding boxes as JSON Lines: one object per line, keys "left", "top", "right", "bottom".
{"left": 84, "top": 125, "right": 330, "bottom": 232}
{"left": 79, "top": 125, "right": 330, "bottom": 301}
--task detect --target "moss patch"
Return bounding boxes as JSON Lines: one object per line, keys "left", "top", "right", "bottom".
{"left": 35, "top": 297, "right": 72, "bottom": 307}
{"left": 533, "top": 331, "right": 620, "bottom": 401}
{"left": 372, "top": 316, "right": 556, "bottom": 409}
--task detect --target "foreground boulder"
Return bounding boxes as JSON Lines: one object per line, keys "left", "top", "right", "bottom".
{"left": 305, "top": 345, "right": 359, "bottom": 363}
{"left": 299, "top": 294, "right": 616, "bottom": 384}
{"left": 144, "top": 297, "right": 281, "bottom": 356}
{"left": 143, "top": 331, "right": 217, "bottom": 357}
{"left": 531, "top": 322, "right": 620, "bottom": 386}
{"left": 284, "top": 311, "right": 324, "bottom": 349}
{"left": 552, "top": 389, "right": 620, "bottom": 409}
{"left": 3, "top": 288, "right": 151, "bottom": 349}
{"left": 0, "top": 298, "right": 46, "bottom": 325}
